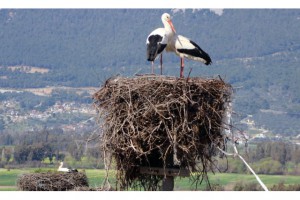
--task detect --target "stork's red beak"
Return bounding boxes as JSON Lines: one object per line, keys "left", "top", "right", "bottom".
{"left": 168, "top": 20, "right": 176, "bottom": 33}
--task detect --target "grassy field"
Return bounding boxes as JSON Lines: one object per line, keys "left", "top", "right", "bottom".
{"left": 0, "top": 168, "right": 299, "bottom": 191}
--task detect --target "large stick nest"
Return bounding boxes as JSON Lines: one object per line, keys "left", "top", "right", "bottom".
{"left": 93, "top": 75, "right": 232, "bottom": 190}
{"left": 17, "top": 172, "right": 89, "bottom": 191}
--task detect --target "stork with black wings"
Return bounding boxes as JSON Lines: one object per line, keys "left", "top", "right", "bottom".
{"left": 146, "top": 13, "right": 176, "bottom": 74}
{"left": 146, "top": 13, "right": 212, "bottom": 78}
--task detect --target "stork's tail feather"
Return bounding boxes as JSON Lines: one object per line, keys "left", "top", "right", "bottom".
{"left": 198, "top": 47, "right": 212, "bottom": 65}
{"left": 205, "top": 57, "right": 212, "bottom": 65}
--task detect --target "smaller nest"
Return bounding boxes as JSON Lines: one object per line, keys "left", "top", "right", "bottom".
{"left": 93, "top": 75, "right": 232, "bottom": 190}
{"left": 17, "top": 172, "right": 89, "bottom": 191}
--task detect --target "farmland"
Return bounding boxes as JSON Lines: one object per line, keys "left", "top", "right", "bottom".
{"left": 0, "top": 168, "right": 299, "bottom": 191}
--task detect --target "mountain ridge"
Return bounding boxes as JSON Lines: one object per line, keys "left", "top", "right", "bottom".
{"left": 0, "top": 9, "right": 299, "bottom": 135}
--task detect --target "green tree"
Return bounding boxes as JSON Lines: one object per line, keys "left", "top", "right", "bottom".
{"left": 68, "top": 142, "right": 84, "bottom": 161}
{"left": 291, "top": 146, "right": 300, "bottom": 164}
{"left": 14, "top": 142, "right": 54, "bottom": 163}
{"left": 270, "top": 142, "right": 291, "bottom": 165}
{"left": 14, "top": 145, "right": 31, "bottom": 164}
{"left": 253, "top": 157, "right": 283, "bottom": 175}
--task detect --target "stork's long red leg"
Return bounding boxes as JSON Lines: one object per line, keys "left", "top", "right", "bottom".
{"left": 151, "top": 61, "right": 154, "bottom": 74}
{"left": 180, "top": 58, "right": 184, "bottom": 78}
{"left": 160, "top": 54, "right": 163, "bottom": 75}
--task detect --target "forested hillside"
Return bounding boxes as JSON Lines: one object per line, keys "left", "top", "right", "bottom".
{"left": 1, "top": 9, "right": 299, "bottom": 69}
{"left": 0, "top": 9, "right": 300, "bottom": 135}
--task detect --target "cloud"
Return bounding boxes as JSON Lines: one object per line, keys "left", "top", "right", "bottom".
{"left": 209, "top": 9, "right": 224, "bottom": 16}
{"left": 171, "top": 8, "right": 224, "bottom": 16}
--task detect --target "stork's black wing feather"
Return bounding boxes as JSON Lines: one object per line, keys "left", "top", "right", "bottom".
{"left": 147, "top": 34, "right": 164, "bottom": 61}
{"left": 177, "top": 40, "right": 212, "bottom": 65}
{"left": 189, "top": 40, "right": 212, "bottom": 65}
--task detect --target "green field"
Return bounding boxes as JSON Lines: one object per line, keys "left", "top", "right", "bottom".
{"left": 0, "top": 168, "right": 299, "bottom": 191}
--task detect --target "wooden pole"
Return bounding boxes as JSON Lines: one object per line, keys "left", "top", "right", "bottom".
{"left": 162, "top": 150, "right": 175, "bottom": 191}
{"left": 162, "top": 176, "right": 174, "bottom": 191}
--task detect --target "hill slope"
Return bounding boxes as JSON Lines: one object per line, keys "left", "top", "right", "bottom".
{"left": 0, "top": 9, "right": 299, "bottom": 68}
{"left": 0, "top": 9, "right": 300, "bottom": 135}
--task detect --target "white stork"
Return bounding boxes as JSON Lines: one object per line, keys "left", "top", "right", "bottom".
{"left": 146, "top": 13, "right": 176, "bottom": 74}
{"left": 147, "top": 13, "right": 212, "bottom": 78}
{"left": 167, "top": 33, "right": 212, "bottom": 78}
{"left": 57, "top": 162, "right": 78, "bottom": 173}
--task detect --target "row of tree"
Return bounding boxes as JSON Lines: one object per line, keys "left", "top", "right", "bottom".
{"left": 1, "top": 128, "right": 300, "bottom": 175}
{"left": 13, "top": 143, "right": 54, "bottom": 164}
{"left": 217, "top": 141, "right": 300, "bottom": 175}
{"left": 251, "top": 141, "right": 300, "bottom": 165}
{"left": 0, "top": 129, "right": 102, "bottom": 168}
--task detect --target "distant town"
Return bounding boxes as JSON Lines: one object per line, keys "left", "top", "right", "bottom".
{"left": 0, "top": 99, "right": 97, "bottom": 132}
{"left": 240, "top": 115, "right": 300, "bottom": 145}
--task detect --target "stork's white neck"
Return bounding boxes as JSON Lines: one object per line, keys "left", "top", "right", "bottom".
{"left": 162, "top": 20, "right": 175, "bottom": 36}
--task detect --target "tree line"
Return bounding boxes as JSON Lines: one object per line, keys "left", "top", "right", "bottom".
{"left": 0, "top": 129, "right": 102, "bottom": 168}
{"left": 1, "top": 128, "right": 300, "bottom": 175}
{"left": 217, "top": 141, "right": 300, "bottom": 175}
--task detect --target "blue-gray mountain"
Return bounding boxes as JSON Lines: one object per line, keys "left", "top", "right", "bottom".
{"left": 0, "top": 9, "right": 300, "bottom": 135}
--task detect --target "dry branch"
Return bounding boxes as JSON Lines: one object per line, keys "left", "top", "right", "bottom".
{"left": 93, "top": 75, "right": 232, "bottom": 190}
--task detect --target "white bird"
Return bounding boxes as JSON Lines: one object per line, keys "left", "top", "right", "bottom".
{"left": 57, "top": 162, "right": 78, "bottom": 173}
{"left": 147, "top": 13, "right": 212, "bottom": 78}
{"left": 146, "top": 13, "right": 176, "bottom": 74}
{"left": 167, "top": 33, "right": 212, "bottom": 78}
